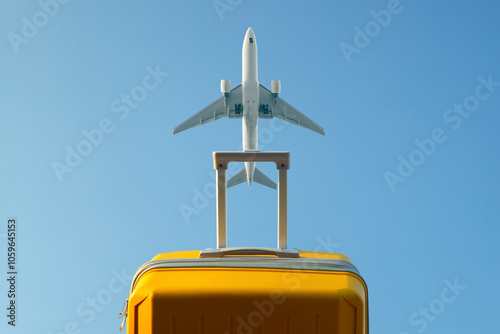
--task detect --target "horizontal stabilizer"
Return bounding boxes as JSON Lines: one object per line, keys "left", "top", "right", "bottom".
{"left": 254, "top": 168, "right": 277, "bottom": 190}
{"left": 227, "top": 168, "right": 247, "bottom": 188}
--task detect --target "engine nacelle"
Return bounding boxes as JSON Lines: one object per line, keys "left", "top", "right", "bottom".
{"left": 271, "top": 80, "right": 281, "bottom": 96}
{"left": 221, "top": 79, "right": 231, "bottom": 96}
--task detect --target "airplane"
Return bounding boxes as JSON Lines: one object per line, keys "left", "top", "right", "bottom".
{"left": 173, "top": 27, "right": 325, "bottom": 189}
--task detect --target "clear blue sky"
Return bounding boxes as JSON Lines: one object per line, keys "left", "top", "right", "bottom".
{"left": 1, "top": 1, "right": 499, "bottom": 333}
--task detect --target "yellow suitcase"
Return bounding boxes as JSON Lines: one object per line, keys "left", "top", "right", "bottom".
{"left": 119, "top": 152, "right": 368, "bottom": 333}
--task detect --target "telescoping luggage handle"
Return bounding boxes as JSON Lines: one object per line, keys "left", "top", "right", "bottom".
{"left": 211, "top": 151, "right": 290, "bottom": 250}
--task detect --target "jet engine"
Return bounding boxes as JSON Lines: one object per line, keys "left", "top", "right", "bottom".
{"left": 221, "top": 80, "right": 231, "bottom": 96}
{"left": 271, "top": 80, "right": 281, "bottom": 96}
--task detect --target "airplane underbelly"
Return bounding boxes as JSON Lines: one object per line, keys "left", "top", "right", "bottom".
{"left": 242, "top": 114, "right": 258, "bottom": 151}
{"left": 242, "top": 82, "right": 259, "bottom": 151}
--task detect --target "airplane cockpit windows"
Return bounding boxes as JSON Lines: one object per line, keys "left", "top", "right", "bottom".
{"left": 249, "top": 38, "right": 253, "bottom": 43}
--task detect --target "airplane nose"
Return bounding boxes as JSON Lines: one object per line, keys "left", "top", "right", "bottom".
{"left": 246, "top": 27, "right": 255, "bottom": 38}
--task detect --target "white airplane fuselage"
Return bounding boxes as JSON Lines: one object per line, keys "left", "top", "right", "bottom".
{"left": 242, "top": 28, "right": 259, "bottom": 185}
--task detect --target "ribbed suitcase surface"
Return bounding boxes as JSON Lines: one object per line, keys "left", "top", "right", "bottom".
{"left": 123, "top": 250, "right": 368, "bottom": 333}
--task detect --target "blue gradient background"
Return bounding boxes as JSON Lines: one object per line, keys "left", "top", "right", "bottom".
{"left": 1, "top": 1, "right": 499, "bottom": 333}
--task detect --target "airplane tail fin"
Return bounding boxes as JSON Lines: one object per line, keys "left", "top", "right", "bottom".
{"left": 227, "top": 167, "right": 277, "bottom": 189}
{"left": 253, "top": 168, "right": 277, "bottom": 189}
{"left": 227, "top": 168, "right": 247, "bottom": 188}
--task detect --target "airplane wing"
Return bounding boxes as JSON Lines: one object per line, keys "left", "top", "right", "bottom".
{"left": 259, "top": 84, "right": 325, "bottom": 135}
{"left": 173, "top": 84, "right": 242, "bottom": 135}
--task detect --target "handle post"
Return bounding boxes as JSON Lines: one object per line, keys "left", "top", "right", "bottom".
{"left": 216, "top": 168, "right": 227, "bottom": 249}
{"left": 278, "top": 169, "right": 287, "bottom": 249}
